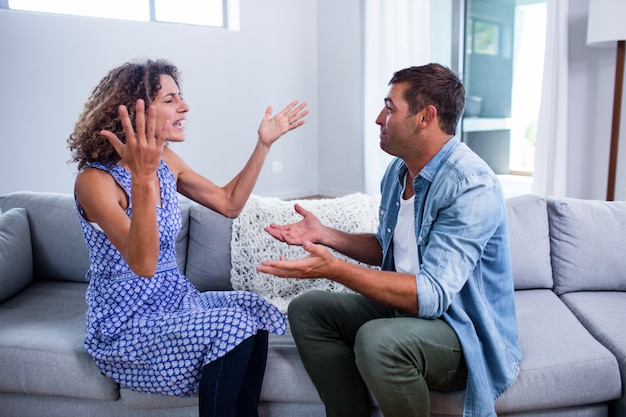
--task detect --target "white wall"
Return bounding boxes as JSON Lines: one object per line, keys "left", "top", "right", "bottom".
{"left": 0, "top": 0, "right": 321, "bottom": 199}
{"left": 1, "top": 0, "right": 625, "bottom": 201}
{"left": 568, "top": 0, "right": 626, "bottom": 201}
{"left": 316, "top": 0, "right": 365, "bottom": 197}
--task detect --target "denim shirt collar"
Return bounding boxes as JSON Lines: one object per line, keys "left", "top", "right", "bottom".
{"left": 395, "top": 137, "right": 460, "bottom": 187}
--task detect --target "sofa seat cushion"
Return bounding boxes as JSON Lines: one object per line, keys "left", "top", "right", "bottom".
{"left": 119, "top": 327, "right": 320, "bottom": 409}
{"left": 262, "top": 328, "right": 322, "bottom": 404}
{"left": 371, "top": 289, "right": 623, "bottom": 416}
{"left": 120, "top": 388, "right": 198, "bottom": 409}
{"left": 121, "top": 291, "right": 622, "bottom": 413}
{"left": 122, "top": 328, "right": 464, "bottom": 413}
{"left": 264, "top": 330, "right": 453, "bottom": 412}
{"left": 560, "top": 291, "right": 626, "bottom": 409}
{"left": 0, "top": 281, "right": 118, "bottom": 400}
{"left": 495, "top": 290, "right": 621, "bottom": 413}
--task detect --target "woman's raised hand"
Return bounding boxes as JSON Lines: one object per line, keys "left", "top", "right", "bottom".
{"left": 100, "top": 99, "right": 168, "bottom": 180}
{"left": 257, "top": 100, "right": 309, "bottom": 146}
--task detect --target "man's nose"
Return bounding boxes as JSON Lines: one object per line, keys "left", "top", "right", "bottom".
{"left": 375, "top": 109, "right": 385, "bottom": 125}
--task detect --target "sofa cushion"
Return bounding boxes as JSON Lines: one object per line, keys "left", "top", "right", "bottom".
{"left": 186, "top": 204, "right": 234, "bottom": 291}
{"left": 261, "top": 329, "right": 323, "bottom": 404}
{"left": 560, "top": 291, "right": 626, "bottom": 410}
{"left": 0, "top": 208, "right": 33, "bottom": 302}
{"left": 120, "top": 328, "right": 323, "bottom": 409}
{"left": 175, "top": 196, "right": 192, "bottom": 275}
{"left": 0, "top": 281, "right": 119, "bottom": 400}
{"left": 121, "top": 289, "right": 624, "bottom": 415}
{"left": 120, "top": 388, "right": 197, "bottom": 409}
{"left": 506, "top": 194, "right": 553, "bottom": 290}
{"left": 494, "top": 289, "right": 621, "bottom": 413}
{"left": 0, "top": 192, "right": 90, "bottom": 282}
{"left": 0, "top": 192, "right": 192, "bottom": 283}
{"left": 547, "top": 197, "right": 626, "bottom": 295}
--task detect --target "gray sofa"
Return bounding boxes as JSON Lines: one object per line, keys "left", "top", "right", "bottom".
{"left": 0, "top": 191, "right": 624, "bottom": 417}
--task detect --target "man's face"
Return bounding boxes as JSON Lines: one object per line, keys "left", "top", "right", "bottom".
{"left": 375, "top": 82, "right": 419, "bottom": 157}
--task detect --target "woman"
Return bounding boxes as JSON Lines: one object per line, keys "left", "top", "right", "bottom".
{"left": 67, "top": 59, "right": 308, "bottom": 417}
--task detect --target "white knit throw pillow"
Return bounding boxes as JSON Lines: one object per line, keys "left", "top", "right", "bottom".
{"left": 230, "top": 193, "right": 380, "bottom": 313}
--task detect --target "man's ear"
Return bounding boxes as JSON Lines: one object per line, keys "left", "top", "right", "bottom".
{"left": 418, "top": 105, "right": 438, "bottom": 127}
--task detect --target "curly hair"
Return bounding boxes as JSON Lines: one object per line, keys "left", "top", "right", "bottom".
{"left": 389, "top": 63, "right": 465, "bottom": 136}
{"left": 68, "top": 59, "right": 181, "bottom": 170}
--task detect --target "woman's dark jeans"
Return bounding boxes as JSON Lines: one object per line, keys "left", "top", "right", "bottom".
{"left": 199, "top": 330, "right": 269, "bottom": 417}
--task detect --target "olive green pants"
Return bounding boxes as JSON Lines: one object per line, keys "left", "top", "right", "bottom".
{"left": 288, "top": 291, "right": 467, "bottom": 417}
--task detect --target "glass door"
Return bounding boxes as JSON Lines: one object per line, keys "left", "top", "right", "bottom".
{"left": 461, "top": 0, "right": 546, "bottom": 176}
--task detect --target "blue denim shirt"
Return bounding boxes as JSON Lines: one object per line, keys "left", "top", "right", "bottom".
{"left": 375, "top": 138, "right": 521, "bottom": 417}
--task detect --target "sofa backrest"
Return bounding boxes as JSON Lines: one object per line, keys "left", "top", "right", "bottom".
{"left": 185, "top": 193, "right": 556, "bottom": 296}
{"left": 9, "top": 190, "right": 622, "bottom": 296}
{"left": 547, "top": 196, "right": 626, "bottom": 295}
{"left": 0, "top": 192, "right": 190, "bottom": 283}
{"left": 506, "top": 194, "right": 554, "bottom": 290}
{"left": 186, "top": 193, "right": 558, "bottom": 294}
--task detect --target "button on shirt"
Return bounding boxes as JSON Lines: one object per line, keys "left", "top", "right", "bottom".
{"left": 374, "top": 138, "right": 521, "bottom": 417}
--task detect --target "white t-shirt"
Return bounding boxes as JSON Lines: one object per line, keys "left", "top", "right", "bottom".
{"left": 393, "top": 192, "right": 420, "bottom": 276}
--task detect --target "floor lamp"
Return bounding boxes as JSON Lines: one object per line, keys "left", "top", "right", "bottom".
{"left": 587, "top": 0, "right": 626, "bottom": 201}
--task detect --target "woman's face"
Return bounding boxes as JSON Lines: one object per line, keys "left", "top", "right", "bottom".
{"left": 151, "top": 74, "right": 189, "bottom": 143}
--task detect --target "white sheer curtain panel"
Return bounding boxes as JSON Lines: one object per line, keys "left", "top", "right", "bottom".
{"left": 532, "top": 0, "right": 569, "bottom": 197}
{"left": 363, "top": 0, "right": 431, "bottom": 195}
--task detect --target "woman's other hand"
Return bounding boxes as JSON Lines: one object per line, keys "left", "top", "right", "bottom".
{"left": 257, "top": 100, "right": 309, "bottom": 146}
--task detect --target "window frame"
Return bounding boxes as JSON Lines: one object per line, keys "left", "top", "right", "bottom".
{"left": 1, "top": 0, "right": 230, "bottom": 29}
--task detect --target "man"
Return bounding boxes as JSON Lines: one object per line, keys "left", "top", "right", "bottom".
{"left": 257, "top": 63, "right": 521, "bottom": 417}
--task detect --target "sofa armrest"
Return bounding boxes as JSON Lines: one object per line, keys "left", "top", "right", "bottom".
{"left": 0, "top": 208, "right": 33, "bottom": 301}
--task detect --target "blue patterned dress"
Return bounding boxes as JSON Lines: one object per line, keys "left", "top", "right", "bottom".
{"left": 76, "top": 161, "right": 286, "bottom": 397}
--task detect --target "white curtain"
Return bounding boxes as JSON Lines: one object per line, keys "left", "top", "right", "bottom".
{"left": 531, "top": 0, "right": 569, "bottom": 197}
{"left": 363, "top": 0, "right": 431, "bottom": 195}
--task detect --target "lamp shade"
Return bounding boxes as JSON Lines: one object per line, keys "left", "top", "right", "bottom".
{"left": 587, "top": 0, "right": 626, "bottom": 46}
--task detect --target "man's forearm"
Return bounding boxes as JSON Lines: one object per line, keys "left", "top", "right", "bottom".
{"left": 322, "top": 229, "right": 383, "bottom": 266}
{"left": 326, "top": 260, "right": 418, "bottom": 314}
